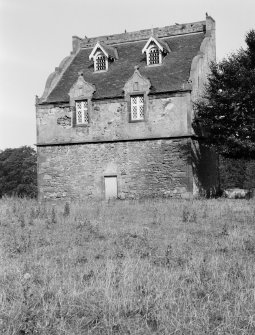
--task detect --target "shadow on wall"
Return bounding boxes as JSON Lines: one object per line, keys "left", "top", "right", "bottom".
{"left": 191, "top": 139, "right": 219, "bottom": 197}
{"left": 176, "top": 140, "right": 219, "bottom": 198}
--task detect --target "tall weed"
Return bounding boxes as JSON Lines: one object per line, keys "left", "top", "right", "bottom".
{"left": 0, "top": 197, "right": 255, "bottom": 334}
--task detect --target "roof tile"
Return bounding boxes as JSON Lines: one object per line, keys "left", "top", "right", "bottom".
{"left": 44, "top": 32, "right": 205, "bottom": 103}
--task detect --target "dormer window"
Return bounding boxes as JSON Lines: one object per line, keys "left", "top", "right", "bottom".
{"left": 142, "top": 36, "right": 171, "bottom": 66}
{"left": 148, "top": 46, "right": 160, "bottom": 65}
{"left": 89, "top": 41, "right": 118, "bottom": 73}
{"left": 95, "top": 51, "right": 107, "bottom": 71}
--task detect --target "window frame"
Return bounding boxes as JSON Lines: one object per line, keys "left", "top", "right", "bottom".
{"left": 127, "top": 92, "right": 147, "bottom": 123}
{"left": 146, "top": 44, "right": 162, "bottom": 66}
{"left": 94, "top": 50, "right": 108, "bottom": 72}
{"left": 130, "top": 95, "right": 145, "bottom": 121}
{"left": 74, "top": 99, "right": 90, "bottom": 126}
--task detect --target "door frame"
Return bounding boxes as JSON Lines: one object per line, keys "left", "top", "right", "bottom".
{"left": 103, "top": 175, "right": 118, "bottom": 200}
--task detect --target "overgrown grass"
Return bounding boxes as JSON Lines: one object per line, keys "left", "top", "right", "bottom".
{"left": 0, "top": 197, "right": 255, "bottom": 334}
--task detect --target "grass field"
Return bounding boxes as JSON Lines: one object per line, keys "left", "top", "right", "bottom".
{"left": 0, "top": 197, "right": 255, "bottom": 334}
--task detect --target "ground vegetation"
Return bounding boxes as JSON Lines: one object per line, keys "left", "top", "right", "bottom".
{"left": 0, "top": 198, "right": 255, "bottom": 334}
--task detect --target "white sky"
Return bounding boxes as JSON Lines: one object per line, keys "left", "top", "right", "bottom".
{"left": 0, "top": 0, "right": 255, "bottom": 150}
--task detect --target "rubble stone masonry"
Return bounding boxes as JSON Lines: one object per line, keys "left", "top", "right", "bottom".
{"left": 36, "top": 95, "right": 190, "bottom": 145}
{"left": 36, "top": 16, "right": 218, "bottom": 200}
{"left": 38, "top": 138, "right": 192, "bottom": 200}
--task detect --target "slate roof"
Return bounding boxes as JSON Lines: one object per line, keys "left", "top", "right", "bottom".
{"left": 44, "top": 32, "right": 205, "bottom": 103}
{"left": 142, "top": 36, "right": 171, "bottom": 53}
{"left": 98, "top": 42, "right": 118, "bottom": 60}
{"left": 89, "top": 42, "right": 118, "bottom": 60}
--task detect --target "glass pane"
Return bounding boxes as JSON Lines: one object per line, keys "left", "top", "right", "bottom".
{"left": 139, "top": 105, "right": 144, "bottom": 118}
{"left": 132, "top": 106, "right": 137, "bottom": 119}
{"left": 77, "top": 110, "right": 83, "bottom": 123}
{"left": 131, "top": 97, "right": 137, "bottom": 105}
{"left": 96, "top": 54, "right": 106, "bottom": 71}
{"left": 84, "top": 111, "right": 89, "bottom": 123}
{"left": 149, "top": 48, "right": 160, "bottom": 64}
{"left": 76, "top": 102, "right": 82, "bottom": 110}
{"left": 82, "top": 101, "right": 88, "bottom": 108}
{"left": 76, "top": 100, "right": 88, "bottom": 124}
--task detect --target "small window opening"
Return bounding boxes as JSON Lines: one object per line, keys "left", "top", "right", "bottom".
{"left": 149, "top": 47, "right": 160, "bottom": 65}
{"left": 96, "top": 52, "right": 106, "bottom": 71}
{"left": 133, "top": 82, "right": 139, "bottom": 91}
{"left": 75, "top": 100, "right": 89, "bottom": 125}
{"left": 131, "top": 95, "right": 144, "bottom": 121}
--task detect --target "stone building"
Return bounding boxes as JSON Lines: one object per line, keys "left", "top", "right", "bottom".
{"left": 36, "top": 15, "right": 218, "bottom": 200}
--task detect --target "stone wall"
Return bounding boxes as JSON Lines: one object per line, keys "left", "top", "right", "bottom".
{"left": 81, "top": 21, "right": 206, "bottom": 48}
{"left": 37, "top": 94, "right": 190, "bottom": 145}
{"left": 37, "top": 138, "right": 192, "bottom": 200}
{"left": 190, "top": 15, "right": 216, "bottom": 121}
{"left": 36, "top": 16, "right": 217, "bottom": 201}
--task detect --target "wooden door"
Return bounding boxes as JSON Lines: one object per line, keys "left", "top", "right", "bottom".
{"left": 104, "top": 176, "right": 117, "bottom": 199}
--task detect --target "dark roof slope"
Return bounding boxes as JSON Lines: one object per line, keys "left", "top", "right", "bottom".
{"left": 45, "top": 32, "right": 205, "bottom": 103}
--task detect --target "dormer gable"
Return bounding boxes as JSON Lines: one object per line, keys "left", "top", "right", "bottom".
{"left": 68, "top": 72, "right": 96, "bottom": 100}
{"left": 124, "top": 66, "right": 151, "bottom": 122}
{"left": 89, "top": 41, "right": 118, "bottom": 72}
{"left": 142, "top": 36, "right": 171, "bottom": 66}
{"left": 68, "top": 72, "right": 95, "bottom": 126}
{"left": 68, "top": 72, "right": 95, "bottom": 103}
{"left": 123, "top": 66, "right": 151, "bottom": 95}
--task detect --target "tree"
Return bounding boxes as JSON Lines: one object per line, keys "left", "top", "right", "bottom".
{"left": 193, "top": 30, "right": 255, "bottom": 159}
{"left": 0, "top": 146, "right": 37, "bottom": 198}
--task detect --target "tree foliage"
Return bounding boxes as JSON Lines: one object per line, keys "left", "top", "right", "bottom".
{"left": 0, "top": 146, "right": 37, "bottom": 198}
{"left": 193, "top": 30, "right": 255, "bottom": 158}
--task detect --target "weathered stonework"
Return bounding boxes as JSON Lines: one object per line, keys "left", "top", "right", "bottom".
{"left": 36, "top": 15, "right": 219, "bottom": 200}
{"left": 57, "top": 115, "right": 72, "bottom": 128}
{"left": 38, "top": 139, "right": 192, "bottom": 200}
{"left": 37, "top": 94, "right": 190, "bottom": 145}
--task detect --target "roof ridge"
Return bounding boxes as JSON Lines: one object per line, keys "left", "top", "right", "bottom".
{"left": 81, "top": 20, "right": 206, "bottom": 48}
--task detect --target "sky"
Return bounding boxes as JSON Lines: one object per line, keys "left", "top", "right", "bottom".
{"left": 0, "top": 0, "right": 255, "bottom": 150}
